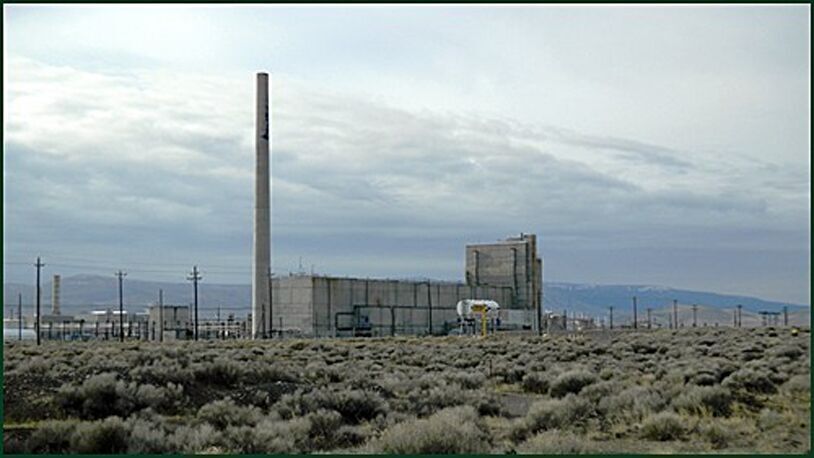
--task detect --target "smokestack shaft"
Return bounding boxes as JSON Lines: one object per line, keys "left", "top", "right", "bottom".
{"left": 252, "top": 72, "right": 271, "bottom": 339}
{"left": 52, "top": 275, "right": 61, "bottom": 315}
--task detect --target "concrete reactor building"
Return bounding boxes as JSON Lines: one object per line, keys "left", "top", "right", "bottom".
{"left": 263, "top": 234, "right": 542, "bottom": 337}
{"left": 248, "top": 71, "right": 543, "bottom": 338}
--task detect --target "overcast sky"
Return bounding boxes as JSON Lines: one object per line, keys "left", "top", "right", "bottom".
{"left": 3, "top": 5, "right": 810, "bottom": 304}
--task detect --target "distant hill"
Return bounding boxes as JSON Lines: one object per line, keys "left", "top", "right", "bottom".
{"left": 544, "top": 282, "right": 809, "bottom": 326}
{"left": 3, "top": 275, "right": 809, "bottom": 325}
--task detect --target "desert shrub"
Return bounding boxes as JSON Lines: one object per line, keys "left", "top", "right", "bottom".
{"left": 403, "top": 384, "right": 467, "bottom": 416}
{"left": 223, "top": 418, "right": 311, "bottom": 454}
{"left": 304, "top": 361, "right": 344, "bottom": 384}
{"left": 192, "top": 358, "right": 242, "bottom": 386}
{"left": 26, "top": 419, "right": 78, "bottom": 453}
{"left": 782, "top": 374, "right": 810, "bottom": 394}
{"left": 373, "top": 406, "right": 489, "bottom": 453}
{"left": 579, "top": 380, "right": 622, "bottom": 403}
{"left": 276, "top": 388, "right": 388, "bottom": 424}
{"left": 521, "top": 372, "right": 550, "bottom": 394}
{"left": 700, "top": 421, "right": 734, "bottom": 449}
{"left": 639, "top": 412, "right": 685, "bottom": 441}
{"left": 757, "top": 408, "right": 785, "bottom": 431}
{"left": 689, "top": 372, "right": 718, "bottom": 386}
{"left": 167, "top": 423, "right": 223, "bottom": 454}
{"left": 125, "top": 416, "right": 168, "bottom": 453}
{"left": 446, "top": 371, "right": 486, "bottom": 389}
{"left": 598, "top": 368, "right": 617, "bottom": 380}
{"left": 672, "top": 386, "right": 733, "bottom": 417}
{"left": 222, "top": 425, "right": 259, "bottom": 453}
{"left": 70, "top": 416, "right": 129, "bottom": 454}
{"left": 723, "top": 368, "right": 777, "bottom": 407}
{"left": 517, "top": 429, "right": 609, "bottom": 454}
{"left": 333, "top": 424, "right": 371, "bottom": 449}
{"left": 331, "top": 389, "right": 389, "bottom": 423}
{"left": 12, "top": 356, "right": 51, "bottom": 375}
{"left": 131, "top": 359, "right": 192, "bottom": 385}
{"left": 57, "top": 373, "right": 120, "bottom": 419}
{"left": 549, "top": 370, "right": 598, "bottom": 398}
{"left": 254, "top": 363, "right": 301, "bottom": 384}
{"left": 57, "top": 373, "right": 182, "bottom": 420}
{"left": 197, "top": 397, "right": 263, "bottom": 430}
{"left": 514, "top": 394, "right": 594, "bottom": 441}
{"left": 305, "top": 409, "right": 345, "bottom": 450}
{"left": 472, "top": 393, "right": 503, "bottom": 417}
{"left": 598, "top": 386, "right": 666, "bottom": 422}
{"left": 772, "top": 345, "right": 804, "bottom": 360}
{"left": 502, "top": 366, "right": 527, "bottom": 384}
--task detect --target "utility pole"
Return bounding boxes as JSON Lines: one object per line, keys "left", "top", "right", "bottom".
{"left": 783, "top": 306, "right": 788, "bottom": 326}
{"left": 672, "top": 299, "right": 678, "bottom": 330}
{"left": 733, "top": 309, "right": 737, "bottom": 327}
{"left": 646, "top": 307, "right": 652, "bottom": 329}
{"left": 692, "top": 304, "right": 698, "bottom": 327}
{"left": 427, "top": 281, "right": 433, "bottom": 336}
{"left": 632, "top": 296, "right": 638, "bottom": 330}
{"left": 563, "top": 309, "right": 567, "bottom": 331}
{"left": 609, "top": 306, "right": 614, "bottom": 330}
{"left": 736, "top": 304, "right": 742, "bottom": 328}
{"left": 115, "top": 270, "right": 126, "bottom": 342}
{"left": 188, "top": 266, "right": 201, "bottom": 341}
{"left": 272, "top": 266, "right": 278, "bottom": 337}
{"left": 159, "top": 289, "right": 164, "bottom": 343}
{"left": 34, "top": 257, "right": 45, "bottom": 345}
{"left": 18, "top": 293, "right": 23, "bottom": 341}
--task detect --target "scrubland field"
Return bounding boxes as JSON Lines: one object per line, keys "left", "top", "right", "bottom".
{"left": 3, "top": 327, "right": 810, "bottom": 454}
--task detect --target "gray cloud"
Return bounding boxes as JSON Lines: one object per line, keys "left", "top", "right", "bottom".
{"left": 3, "top": 57, "right": 809, "bottom": 303}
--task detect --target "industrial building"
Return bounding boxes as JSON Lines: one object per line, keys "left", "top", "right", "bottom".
{"left": 146, "top": 304, "right": 191, "bottom": 341}
{"left": 256, "top": 234, "right": 543, "bottom": 337}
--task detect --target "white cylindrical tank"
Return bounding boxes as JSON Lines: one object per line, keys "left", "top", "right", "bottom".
{"left": 456, "top": 299, "right": 500, "bottom": 319}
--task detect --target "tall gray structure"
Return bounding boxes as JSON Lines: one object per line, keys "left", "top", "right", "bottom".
{"left": 51, "top": 274, "right": 61, "bottom": 315}
{"left": 465, "top": 234, "right": 542, "bottom": 328}
{"left": 252, "top": 72, "right": 271, "bottom": 339}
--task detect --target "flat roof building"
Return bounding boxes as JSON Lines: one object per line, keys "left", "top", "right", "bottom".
{"left": 265, "top": 234, "right": 542, "bottom": 337}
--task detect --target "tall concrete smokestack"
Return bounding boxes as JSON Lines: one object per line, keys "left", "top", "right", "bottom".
{"left": 252, "top": 72, "right": 271, "bottom": 339}
{"left": 52, "top": 274, "right": 61, "bottom": 315}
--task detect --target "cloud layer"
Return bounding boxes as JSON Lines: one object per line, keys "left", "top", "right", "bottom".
{"left": 4, "top": 53, "right": 810, "bottom": 303}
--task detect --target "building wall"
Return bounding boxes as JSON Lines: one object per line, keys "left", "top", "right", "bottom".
{"left": 270, "top": 275, "right": 314, "bottom": 335}
{"left": 307, "top": 276, "right": 514, "bottom": 337}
